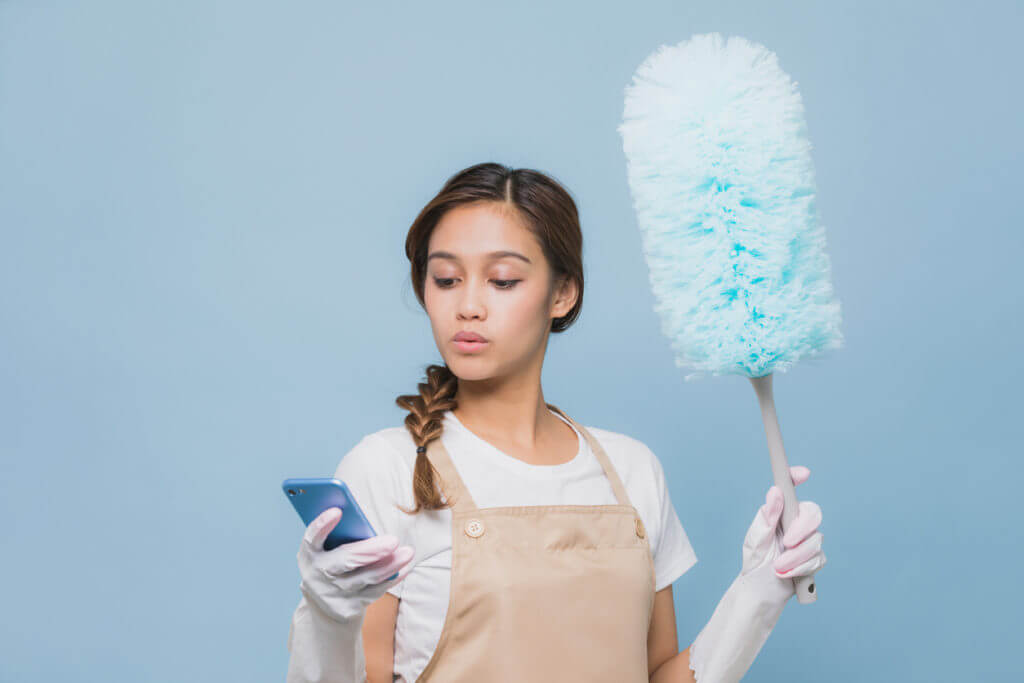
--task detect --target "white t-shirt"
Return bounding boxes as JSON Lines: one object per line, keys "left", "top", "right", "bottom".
{"left": 333, "top": 407, "right": 699, "bottom": 683}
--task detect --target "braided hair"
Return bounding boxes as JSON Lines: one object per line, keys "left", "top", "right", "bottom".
{"left": 394, "top": 364, "right": 459, "bottom": 513}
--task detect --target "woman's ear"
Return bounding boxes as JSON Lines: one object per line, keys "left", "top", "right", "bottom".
{"left": 550, "top": 275, "right": 578, "bottom": 319}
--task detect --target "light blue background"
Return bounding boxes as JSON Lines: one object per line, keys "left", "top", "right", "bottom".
{"left": 2, "top": 1, "right": 1021, "bottom": 680}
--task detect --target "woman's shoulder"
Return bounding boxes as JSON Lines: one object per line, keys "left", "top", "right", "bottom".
{"left": 335, "top": 425, "right": 419, "bottom": 476}
{"left": 580, "top": 424, "right": 657, "bottom": 460}
{"left": 578, "top": 423, "right": 667, "bottom": 482}
{"left": 330, "top": 426, "right": 418, "bottom": 546}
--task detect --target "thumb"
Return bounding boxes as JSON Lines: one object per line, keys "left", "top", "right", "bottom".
{"left": 760, "top": 486, "right": 784, "bottom": 529}
{"left": 304, "top": 507, "right": 343, "bottom": 551}
{"left": 742, "top": 486, "right": 784, "bottom": 571}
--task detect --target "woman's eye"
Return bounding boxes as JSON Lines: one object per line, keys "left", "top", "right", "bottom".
{"left": 432, "top": 278, "right": 520, "bottom": 290}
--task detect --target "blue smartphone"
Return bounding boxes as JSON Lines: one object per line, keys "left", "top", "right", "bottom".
{"left": 282, "top": 478, "right": 398, "bottom": 580}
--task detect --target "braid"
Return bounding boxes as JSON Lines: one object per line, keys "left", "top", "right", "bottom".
{"left": 394, "top": 363, "right": 459, "bottom": 514}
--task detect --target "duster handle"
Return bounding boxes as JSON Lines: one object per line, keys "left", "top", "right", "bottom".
{"left": 748, "top": 373, "right": 818, "bottom": 604}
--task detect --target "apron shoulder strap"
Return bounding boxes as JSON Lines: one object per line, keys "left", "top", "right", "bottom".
{"left": 545, "top": 403, "right": 633, "bottom": 507}
{"left": 425, "top": 435, "right": 478, "bottom": 513}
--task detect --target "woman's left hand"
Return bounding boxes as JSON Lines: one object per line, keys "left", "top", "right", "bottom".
{"left": 687, "top": 465, "right": 828, "bottom": 680}
{"left": 741, "top": 465, "right": 827, "bottom": 584}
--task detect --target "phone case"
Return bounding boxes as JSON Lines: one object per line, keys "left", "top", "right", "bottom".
{"left": 282, "top": 477, "right": 381, "bottom": 550}
{"left": 282, "top": 477, "right": 400, "bottom": 581}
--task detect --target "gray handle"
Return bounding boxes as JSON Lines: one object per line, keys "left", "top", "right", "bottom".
{"left": 748, "top": 373, "right": 817, "bottom": 604}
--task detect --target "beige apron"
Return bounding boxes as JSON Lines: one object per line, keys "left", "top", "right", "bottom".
{"left": 416, "top": 403, "right": 656, "bottom": 682}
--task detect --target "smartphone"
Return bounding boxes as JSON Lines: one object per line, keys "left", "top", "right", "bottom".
{"left": 282, "top": 478, "right": 398, "bottom": 579}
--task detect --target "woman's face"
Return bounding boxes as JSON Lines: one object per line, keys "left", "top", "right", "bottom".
{"left": 424, "top": 202, "right": 577, "bottom": 382}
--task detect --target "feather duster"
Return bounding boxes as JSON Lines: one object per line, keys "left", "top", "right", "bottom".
{"left": 618, "top": 33, "right": 843, "bottom": 603}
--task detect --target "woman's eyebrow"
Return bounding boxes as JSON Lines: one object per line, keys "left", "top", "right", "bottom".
{"left": 427, "top": 250, "right": 531, "bottom": 265}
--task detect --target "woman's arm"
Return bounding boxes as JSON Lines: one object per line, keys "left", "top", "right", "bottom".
{"left": 363, "top": 592, "right": 400, "bottom": 682}
{"left": 651, "top": 647, "right": 696, "bottom": 683}
{"left": 647, "top": 585, "right": 697, "bottom": 682}
{"left": 286, "top": 595, "right": 366, "bottom": 683}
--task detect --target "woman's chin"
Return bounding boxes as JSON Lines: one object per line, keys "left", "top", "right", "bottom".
{"left": 444, "top": 358, "right": 497, "bottom": 381}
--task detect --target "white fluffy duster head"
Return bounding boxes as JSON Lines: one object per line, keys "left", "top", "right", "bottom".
{"left": 618, "top": 33, "right": 843, "bottom": 381}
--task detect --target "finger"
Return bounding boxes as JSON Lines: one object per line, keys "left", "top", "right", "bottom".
{"left": 362, "top": 545, "right": 416, "bottom": 584}
{"left": 781, "top": 500, "right": 822, "bottom": 548}
{"left": 744, "top": 498, "right": 775, "bottom": 558}
{"left": 773, "top": 530, "right": 823, "bottom": 574}
{"left": 390, "top": 553, "right": 417, "bottom": 583}
{"left": 760, "top": 486, "right": 784, "bottom": 527}
{"left": 790, "top": 465, "right": 810, "bottom": 486}
{"left": 776, "top": 546, "right": 827, "bottom": 579}
{"left": 376, "top": 548, "right": 419, "bottom": 586}
{"left": 322, "top": 534, "right": 401, "bottom": 575}
{"left": 303, "top": 507, "right": 343, "bottom": 552}
{"left": 761, "top": 466, "right": 810, "bottom": 520}
{"left": 330, "top": 545, "right": 415, "bottom": 586}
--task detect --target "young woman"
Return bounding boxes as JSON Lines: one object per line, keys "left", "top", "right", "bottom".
{"left": 286, "top": 163, "right": 827, "bottom": 683}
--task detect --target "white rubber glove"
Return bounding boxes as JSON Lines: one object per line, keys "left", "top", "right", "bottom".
{"left": 286, "top": 507, "right": 416, "bottom": 683}
{"left": 688, "top": 466, "right": 827, "bottom": 683}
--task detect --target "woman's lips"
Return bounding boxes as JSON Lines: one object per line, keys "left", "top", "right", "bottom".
{"left": 453, "top": 339, "right": 488, "bottom": 353}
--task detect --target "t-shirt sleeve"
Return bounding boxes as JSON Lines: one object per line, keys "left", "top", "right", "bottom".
{"left": 646, "top": 444, "right": 698, "bottom": 592}
{"left": 331, "top": 431, "right": 417, "bottom": 599}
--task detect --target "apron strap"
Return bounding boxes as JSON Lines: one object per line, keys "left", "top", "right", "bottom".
{"left": 545, "top": 403, "right": 632, "bottom": 507}
{"left": 425, "top": 435, "right": 478, "bottom": 513}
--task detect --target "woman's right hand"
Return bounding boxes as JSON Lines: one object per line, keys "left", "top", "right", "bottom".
{"left": 297, "top": 507, "right": 416, "bottom": 623}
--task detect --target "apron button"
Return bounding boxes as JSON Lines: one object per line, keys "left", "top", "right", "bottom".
{"left": 635, "top": 518, "right": 646, "bottom": 539}
{"left": 465, "top": 519, "right": 485, "bottom": 538}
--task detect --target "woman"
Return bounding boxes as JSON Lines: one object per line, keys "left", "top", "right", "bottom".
{"left": 286, "top": 162, "right": 827, "bottom": 682}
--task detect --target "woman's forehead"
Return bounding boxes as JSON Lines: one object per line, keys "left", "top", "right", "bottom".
{"left": 430, "top": 205, "right": 538, "bottom": 263}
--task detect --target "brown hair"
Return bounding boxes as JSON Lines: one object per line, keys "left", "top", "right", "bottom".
{"left": 394, "top": 162, "right": 584, "bottom": 515}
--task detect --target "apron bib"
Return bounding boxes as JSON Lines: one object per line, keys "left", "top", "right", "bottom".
{"left": 416, "top": 403, "right": 656, "bottom": 682}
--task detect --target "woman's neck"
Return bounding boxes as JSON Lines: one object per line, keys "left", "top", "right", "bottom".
{"left": 451, "top": 388, "right": 574, "bottom": 464}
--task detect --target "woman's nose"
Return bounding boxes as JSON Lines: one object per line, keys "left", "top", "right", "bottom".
{"left": 457, "top": 284, "right": 486, "bottom": 319}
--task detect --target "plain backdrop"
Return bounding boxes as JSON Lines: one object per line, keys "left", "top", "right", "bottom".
{"left": 2, "top": 1, "right": 1021, "bottom": 681}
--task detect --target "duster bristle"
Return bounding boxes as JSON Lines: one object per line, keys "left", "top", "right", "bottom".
{"left": 617, "top": 33, "right": 843, "bottom": 381}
